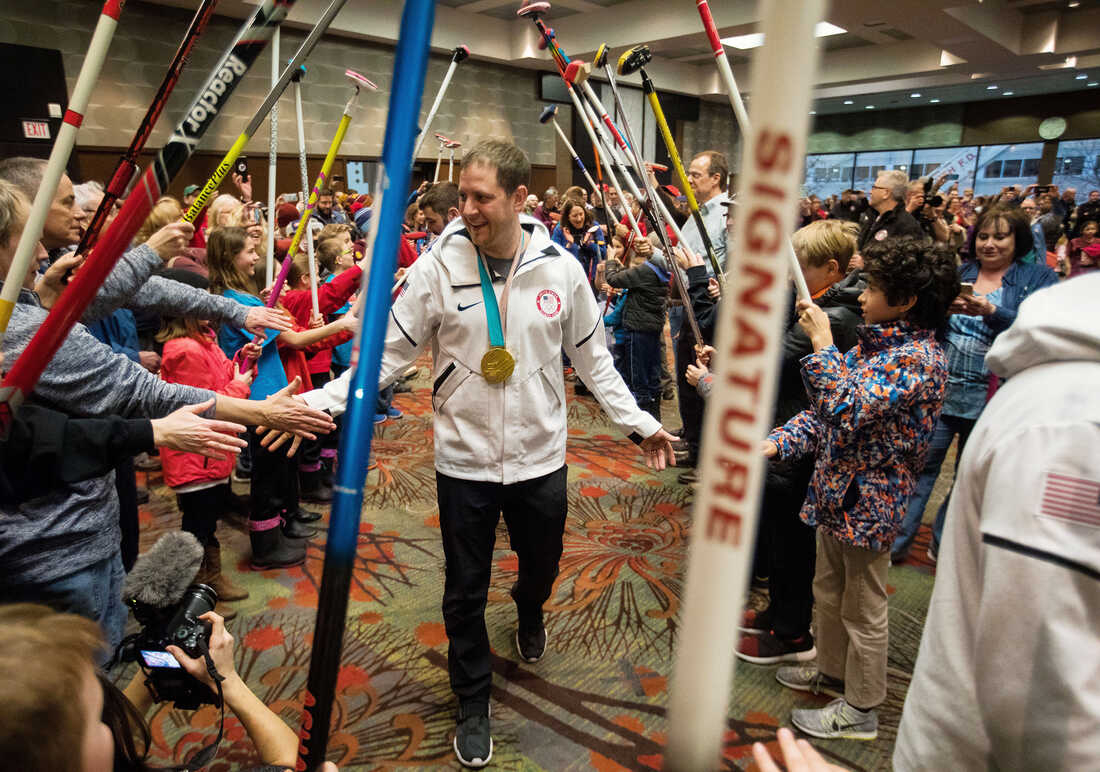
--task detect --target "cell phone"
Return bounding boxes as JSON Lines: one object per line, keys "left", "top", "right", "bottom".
{"left": 1037, "top": 185, "right": 1049, "bottom": 193}
{"left": 959, "top": 282, "right": 974, "bottom": 296}
{"left": 234, "top": 157, "right": 249, "bottom": 182}
{"left": 140, "top": 649, "right": 183, "bottom": 669}
{"left": 284, "top": 192, "right": 298, "bottom": 203}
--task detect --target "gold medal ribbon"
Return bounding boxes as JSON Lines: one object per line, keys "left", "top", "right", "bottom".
{"left": 475, "top": 230, "right": 526, "bottom": 383}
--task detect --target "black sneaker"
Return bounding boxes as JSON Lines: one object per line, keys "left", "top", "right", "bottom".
{"left": 454, "top": 703, "right": 492, "bottom": 768}
{"left": 515, "top": 618, "right": 547, "bottom": 663}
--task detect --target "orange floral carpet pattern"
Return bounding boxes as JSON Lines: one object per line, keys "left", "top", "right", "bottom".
{"left": 128, "top": 361, "right": 935, "bottom": 770}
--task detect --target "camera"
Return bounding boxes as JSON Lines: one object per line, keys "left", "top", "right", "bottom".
{"left": 120, "top": 584, "right": 221, "bottom": 709}
{"left": 928, "top": 194, "right": 944, "bottom": 208}
{"left": 234, "top": 157, "right": 250, "bottom": 182}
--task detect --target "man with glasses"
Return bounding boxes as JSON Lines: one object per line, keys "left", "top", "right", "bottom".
{"left": 858, "top": 170, "right": 924, "bottom": 251}
{"left": 673, "top": 151, "right": 729, "bottom": 486}
{"left": 1020, "top": 198, "right": 1047, "bottom": 262}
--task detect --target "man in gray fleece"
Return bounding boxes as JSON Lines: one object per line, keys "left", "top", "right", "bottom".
{"left": 0, "top": 200, "right": 332, "bottom": 654}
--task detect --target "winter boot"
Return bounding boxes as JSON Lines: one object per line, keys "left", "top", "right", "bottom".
{"left": 249, "top": 516, "right": 307, "bottom": 570}
{"left": 299, "top": 466, "right": 333, "bottom": 504}
{"left": 196, "top": 541, "right": 250, "bottom": 601}
{"left": 291, "top": 505, "right": 323, "bottom": 523}
{"left": 282, "top": 510, "right": 317, "bottom": 540}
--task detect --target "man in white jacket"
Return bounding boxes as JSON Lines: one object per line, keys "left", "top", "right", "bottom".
{"left": 298, "top": 140, "right": 674, "bottom": 767}
{"left": 894, "top": 273, "right": 1100, "bottom": 770}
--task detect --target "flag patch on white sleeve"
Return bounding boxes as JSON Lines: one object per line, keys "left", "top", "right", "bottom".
{"left": 1039, "top": 472, "right": 1100, "bottom": 528}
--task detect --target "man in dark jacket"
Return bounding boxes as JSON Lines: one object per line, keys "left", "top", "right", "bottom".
{"left": 858, "top": 170, "right": 925, "bottom": 252}
{"left": 605, "top": 236, "right": 668, "bottom": 421}
{"left": 735, "top": 220, "right": 865, "bottom": 665}
{"left": 829, "top": 189, "right": 867, "bottom": 223}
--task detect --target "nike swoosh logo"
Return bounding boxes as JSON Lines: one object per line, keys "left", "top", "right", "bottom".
{"left": 457, "top": 301, "right": 483, "bottom": 311}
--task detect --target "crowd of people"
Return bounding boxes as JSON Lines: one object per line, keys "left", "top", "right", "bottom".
{"left": 0, "top": 126, "right": 1096, "bottom": 770}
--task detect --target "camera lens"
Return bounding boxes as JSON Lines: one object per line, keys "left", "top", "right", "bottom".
{"left": 180, "top": 583, "right": 218, "bottom": 616}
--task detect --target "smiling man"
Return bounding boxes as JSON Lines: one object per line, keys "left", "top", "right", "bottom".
{"left": 299, "top": 139, "right": 674, "bottom": 767}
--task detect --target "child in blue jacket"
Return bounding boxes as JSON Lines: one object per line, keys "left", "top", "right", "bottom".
{"left": 765, "top": 238, "right": 960, "bottom": 741}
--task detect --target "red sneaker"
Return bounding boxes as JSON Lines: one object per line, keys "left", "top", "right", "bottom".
{"left": 735, "top": 631, "right": 816, "bottom": 665}
{"left": 739, "top": 607, "right": 772, "bottom": 634}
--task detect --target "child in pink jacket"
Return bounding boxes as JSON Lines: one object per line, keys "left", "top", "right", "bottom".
{"left": 158, "top": 312, "right": 257, "bottom": 618}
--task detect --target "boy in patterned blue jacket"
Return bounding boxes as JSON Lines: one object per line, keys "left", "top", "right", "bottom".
{"left": 764, "top": 238, "right": 960, "bottom": 741}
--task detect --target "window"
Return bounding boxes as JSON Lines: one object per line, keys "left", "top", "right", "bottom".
{"left": 802, "top": 153, "right": 854, "bottom": 199}
{"left": 1051, "top": 139, "right": 1100, "bottom": 194}
{"left": 805, "top": 140, "right": 1098, "bottom": 201}
{"left": 1056, "top": 156, "right": 1085, "bottom": 175}
{"left": 974, "top": 143, "right": 1044, "bottom": 195}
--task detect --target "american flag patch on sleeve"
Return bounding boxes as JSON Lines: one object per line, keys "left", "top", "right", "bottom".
{"left": 1039, "top": 472, "right": 1100, "bottom": 528}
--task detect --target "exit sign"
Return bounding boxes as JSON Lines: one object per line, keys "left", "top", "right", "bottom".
{"left": 22, "top": 120, "right": 51, "bottom": 140}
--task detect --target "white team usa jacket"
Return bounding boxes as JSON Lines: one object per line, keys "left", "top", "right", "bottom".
{"left": 303, "top": 214, "right": 661, "bottom": 484}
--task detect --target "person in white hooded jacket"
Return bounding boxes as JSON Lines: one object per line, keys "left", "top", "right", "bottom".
{"left": 292, "top": 140, "right": 675, "bottom": 767}
{"left": 894, "top": 272, "right": 1100, "bottom": 770}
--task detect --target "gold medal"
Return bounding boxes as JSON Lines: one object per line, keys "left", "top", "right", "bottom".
{"left": 480, "top": 346, "right": 515, "bottom": 383}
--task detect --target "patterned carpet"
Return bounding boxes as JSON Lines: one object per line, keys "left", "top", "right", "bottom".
{"left": 125, "top": 359, "right": 947, "bottom": 771}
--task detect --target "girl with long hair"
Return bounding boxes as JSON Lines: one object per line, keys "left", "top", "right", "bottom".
{"left": 207, "top": 227, "right": 355, "bottom": 569}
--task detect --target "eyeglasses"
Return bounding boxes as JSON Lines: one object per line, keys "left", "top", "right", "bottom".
{"left": 870, "top": 185, "right": 888, "bottom": 192}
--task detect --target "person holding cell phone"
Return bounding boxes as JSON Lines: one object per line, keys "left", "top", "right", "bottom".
{"left": 550, "top": 200, "right": 606, "bottom": 290}
{"left": 891, "top": 205, "right": 1059, "bottom": 562}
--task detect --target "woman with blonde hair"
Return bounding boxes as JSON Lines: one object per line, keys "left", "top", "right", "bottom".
{"left": 203, "top": 193, "right": 245, "bottom": 237}
{"left": 133, "top": 197, "right": 182, "bottom": 245}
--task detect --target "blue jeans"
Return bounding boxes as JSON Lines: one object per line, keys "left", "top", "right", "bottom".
{"left": 892, "top": 413, "right": 976, "bottom": 559}
{"left": 7, "top": 552, "right": 127, "bottom": 663}
{"left": 624, "top": 329, "right": 661, "bottom": 405}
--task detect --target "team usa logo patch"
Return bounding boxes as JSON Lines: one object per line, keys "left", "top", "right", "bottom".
{"left": 536, "top": 289, "right": 561, "bottom": 318}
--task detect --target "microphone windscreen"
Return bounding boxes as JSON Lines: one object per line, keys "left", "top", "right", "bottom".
{"left": 122, "top": 531, "right": 204, "bottom": 608}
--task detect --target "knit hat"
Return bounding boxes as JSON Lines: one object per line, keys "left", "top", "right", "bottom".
{"left": 276, "top": 203, "right": 299, "bottom": 229}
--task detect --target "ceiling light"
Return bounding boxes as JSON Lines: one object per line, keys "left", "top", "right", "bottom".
{"left": 865, "top": 105, "right": 875, "bottom": 109}
{"left": 721, "top": 32, "right": 764, "bottom": 49}
{"left": 722, "top": 21, "right": 846, "bottom": 49}
{"left": 1089, "top": 82, "right": 1099, "bottom": 87}
{"left": 987, "top": 84, "right": 999, "bottom": 90}
{"left": 1003, "top": 91, "right": 1014, "bottom": 95}
{"left": 809, "top": 110, "right": 817, "bottom": 115}
{"left": 843, "top": 99, "right": 854, "bottom": 105}
{"left": 1068, "top": 1, "right": 1080, "bottom": 7}
{"left": 910, "top": 93, "right": 921, "bottom": 98}
{"left": 1076, "top": 74, "right": 1088, "bottom": 80}
{"left": 930, "top": 98, "right": 941, "bottom": 103}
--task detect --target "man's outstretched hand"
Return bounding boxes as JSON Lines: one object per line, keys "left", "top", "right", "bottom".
{"left": 259, "top": 377, "right": 334, "bottom": 439}
{"left": 244, "top": 306, "right": 293, "bottom": 335}
{"left": 640, "top": 427, "right": 677, "bottom": 471}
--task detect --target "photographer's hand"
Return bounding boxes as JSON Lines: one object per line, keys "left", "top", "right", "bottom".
{"left": 168, "top": 612, "right": 300, "bottom": 768}
{"left": 167, "top": 611, "right": 236, "bottom": 687}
